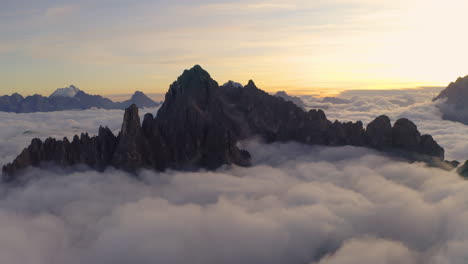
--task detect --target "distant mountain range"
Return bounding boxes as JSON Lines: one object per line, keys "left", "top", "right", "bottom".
{"left": 0, "top": 85, "right": 160, "bottom": 113}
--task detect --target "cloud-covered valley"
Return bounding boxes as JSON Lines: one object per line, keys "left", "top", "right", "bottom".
{"left": 2, "top": 89, "right": 468, "bottom": 264}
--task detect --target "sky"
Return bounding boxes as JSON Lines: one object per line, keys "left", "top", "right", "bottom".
{"left": 2, "top": 0, "right": 468, "bottom": 96}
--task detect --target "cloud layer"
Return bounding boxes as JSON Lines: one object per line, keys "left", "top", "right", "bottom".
{"left": 1, "top": 90, "right": 468, "bottom": 263}
{"left": 1, "top": 141, "right": 467, "bottom": 264}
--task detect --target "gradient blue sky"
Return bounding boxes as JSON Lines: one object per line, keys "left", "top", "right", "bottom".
{"left": 2, "top": 0, "right": 468, "bottom": 96}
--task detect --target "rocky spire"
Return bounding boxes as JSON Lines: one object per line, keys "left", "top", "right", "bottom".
{"left": 112, "top": 104, "right": 146, "bottom": 171}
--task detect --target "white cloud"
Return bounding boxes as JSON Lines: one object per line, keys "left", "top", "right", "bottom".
{"left": 0, "top": 140, "right": 467, "bottom": 264}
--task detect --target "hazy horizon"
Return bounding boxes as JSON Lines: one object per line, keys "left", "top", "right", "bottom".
{"left": 0, "top": 80, "right": 445, "bottom": 99}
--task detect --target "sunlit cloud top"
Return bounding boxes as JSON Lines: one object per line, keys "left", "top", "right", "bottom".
{"left": 1, "top": 0, "right": 468, "bottom": 96}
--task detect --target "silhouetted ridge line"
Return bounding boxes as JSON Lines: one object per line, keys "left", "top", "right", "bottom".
{"left": 0, "top": 88, "right": 159, "bottom": 113}
{"left": 1, "top": 65, "right": 457, "bottom": 181}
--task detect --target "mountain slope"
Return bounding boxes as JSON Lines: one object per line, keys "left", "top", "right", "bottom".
{"left": 49, "top": 85, "right": 82, "bottom": 97}
{"left": 116, "top": 91, "right": 160, "bottom": 109}
{"left": 433, "top": 75, "right": 468, "bottom": 124}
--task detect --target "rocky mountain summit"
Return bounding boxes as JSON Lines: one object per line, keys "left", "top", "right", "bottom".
{"left": 433, "top": 75, "right": 468, "bottom": 124}
{"left": 49, "top": 85, "right": 82, "bottom": 97}
{"left": 1, "top": 65, "right": 457, "bottom": 181}
{"left": 0, "top": 88, "right": 159, "bottom": 113}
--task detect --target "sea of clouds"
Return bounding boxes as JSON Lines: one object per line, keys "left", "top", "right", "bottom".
{"left": 1, "top": 89, "right": 468, "bottom": 263}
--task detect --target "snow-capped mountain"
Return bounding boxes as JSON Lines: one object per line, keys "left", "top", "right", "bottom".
{"left": 50, "top": 85, "right": 82, "bottom": 97}
{"left": 223, "top": 80, "right": 243, "bottom": 88}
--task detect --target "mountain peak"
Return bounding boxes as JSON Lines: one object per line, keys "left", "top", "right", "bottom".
{"left": 120, "top": 104, "right": 140, "bottom": 137}
{"left": 275, "top": 91, "right": 288, "bottom": 97}
{"left": 434, "top": 75, "right": 468, "bottom": 102}
{"left": 131, "top": 91, "right": 145, "bottom": 99}
{"left": 50, "top": 85, "right": 82, "bottom": 98}
{"left": 191, "top": 64, "right": 203, "bottom": 70}
{"left": 160, "top": 65, "right": 218, "bottom": 113}
{"left": 178, "top": 65, "right": 211, "bottom": 81}
{"left": 223, "top": 80, "right": 243, "bottom": 88}
{"left": 245, "top": 80, "right": 257, "bottom": 89}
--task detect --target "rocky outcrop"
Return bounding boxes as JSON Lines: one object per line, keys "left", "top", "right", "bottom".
{"left": 0, "top": 89, "right": 159, "bottom": 113}
{"left": 457, "top": 161, "right": 468, "bottom": 178}
{"left": 1, "top": 65, "right": 456, "bottom": 181}
{"left": 112, "top": 104, "right": 146, "bottom": 170}
{"left": 365, "top": 115, "right": 392, "bottom": 148}
{"left": 434, "top": 76, "right": 468, "bottom": 105}
{"left": 433, "top": 75, "right": 468, "bottom": 124}
{"left": 391, "top": 118, "right": 444, "bottom": 159}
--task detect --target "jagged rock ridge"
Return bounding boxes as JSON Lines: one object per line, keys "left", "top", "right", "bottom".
{"left": 0, "top": 88, "right": 159, "bottom": 113}
{"left": 1, "top": 65, "right": 455, "bottom": 181}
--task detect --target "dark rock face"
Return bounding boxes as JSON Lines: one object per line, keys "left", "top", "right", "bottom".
{"left": 2, "top": 127, "right": 118, "bottom": 181}
{"left": 1, "top": 65, "right": 455, "bottom": 181}
{"left": 419, "top": 135, "right": 444, "bottom": 160}
{"left": 112, "top": 104, "right": 146, "bottom": 171}
{"left": 392, "top": 118, "right": 421, "bottom": 151}
{"left": 391, "top": 118, "right": 444, "bottom": 160}
{"left": 328, "top": 121, "right": 365, "bottom": 146}
{"left": 223, "top": 81, "right": 331, "bottom": 144}
{"left": 153, "top": 65, "right": 250, "bottom": 169}
{"left": 433, "top": 75, "right": 468, "bottom": 124}
{"left": 457, "top": 161, "right": 468, "bottom": 178}
{"left": 365, "top": 115, "right": 392, "bottom": 148}
{"left": 0, "top": 90, "right": 159, "bottom": 113}
{"left": 434, "top": 76, "right": 468, "bottom": 105}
